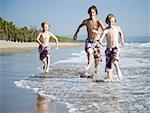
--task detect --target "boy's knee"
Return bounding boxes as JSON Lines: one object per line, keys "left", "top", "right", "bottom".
{"left": 112, "top": 59, "right": 118, "bottom": 64}
{"left": 87, "top": 48, "right": 93, "bottom": 54}
{"left": 107, "top": 69, "right": 112, "bottom": 75}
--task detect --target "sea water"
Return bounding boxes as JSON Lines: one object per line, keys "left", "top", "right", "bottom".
{"left": 2, "top": 36, "right": 150, "bottom": 113}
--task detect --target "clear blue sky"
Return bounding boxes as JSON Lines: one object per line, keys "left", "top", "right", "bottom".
{"left": 1, "top": 0, "right": 150, "bottom": 38}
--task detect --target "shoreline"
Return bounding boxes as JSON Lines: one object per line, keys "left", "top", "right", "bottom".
{"left": 0, "top": 40, "right": 83, "bottom": 53}
{"left": 0, "top": 43, "right": 79, "bottom": 113}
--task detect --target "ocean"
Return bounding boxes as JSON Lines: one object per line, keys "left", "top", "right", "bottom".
{"left": 1, "top": 36, "right": 150, "bottom": 113}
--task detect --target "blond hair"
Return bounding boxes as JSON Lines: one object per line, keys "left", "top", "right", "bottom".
{"left": 105, "top": 14, "right": 116, "bottom": 24}
{"left": 41, "top": 21, "right": 50, "bottom": 28}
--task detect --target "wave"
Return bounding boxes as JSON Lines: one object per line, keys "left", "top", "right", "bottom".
{"left": 14, "top": 42, "right": 150, "bottom": 113}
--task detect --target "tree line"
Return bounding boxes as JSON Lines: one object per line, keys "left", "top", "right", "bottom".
{"left": 0, "top": 17, "right": 80, "bottom": 42}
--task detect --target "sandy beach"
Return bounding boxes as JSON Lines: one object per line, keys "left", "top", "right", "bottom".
{"left": 0, "top": 40, "right": 83, "bottom": 53}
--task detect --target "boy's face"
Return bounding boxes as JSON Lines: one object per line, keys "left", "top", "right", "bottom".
{"left": 109, "top": 17, "right": 115, "bottom": 26}
{"left": 89, "top": 9, "right": 96, "bottom": 17}
{"left": 43, "top": 24, "right": 49, "bottom": 31}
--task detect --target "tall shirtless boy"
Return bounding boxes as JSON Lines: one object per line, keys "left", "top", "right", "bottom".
{"left": 73, "top": 5, "right": 105, "bottom": 73}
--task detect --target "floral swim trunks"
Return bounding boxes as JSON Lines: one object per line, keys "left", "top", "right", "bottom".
{"left": 105, "top": 47, "right": 120, "bottom": 72}
{"left": 85, "top": 38, "right": 102, "bottom": 61}
{"left": 38, "top": 45, "right": 50, "bottom": 61}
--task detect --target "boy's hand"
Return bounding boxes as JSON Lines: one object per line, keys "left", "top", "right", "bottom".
{"left": 99, "top": 42, "right": 105, "bottom": 48}
{"left": 73, "top": 34, "right": 77, "bottom": 40}
{"left": 120, "top": 42, "right": 124, "bottom": 48}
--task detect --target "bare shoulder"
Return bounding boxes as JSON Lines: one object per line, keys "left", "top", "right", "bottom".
{"left": 103, "top": 27, "right": 109, "bottom": 34}
{"left": 97, "top": 19, "right": 101, "bottom": 25}
{"left": 104, "top": 26, "right": 110, "bottom": 31}
{"left": 38, "top": 32, "right": 42, "bottom": 36}
{"left": 97, "top": 19, "right": 102, "bottom": 23}
{"left": 83, "top": 19, "right": 89, "bottom": 24}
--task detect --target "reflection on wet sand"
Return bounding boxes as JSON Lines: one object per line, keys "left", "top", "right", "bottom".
{"left": 36, "top": 95, "right": 49, "bottom": 113}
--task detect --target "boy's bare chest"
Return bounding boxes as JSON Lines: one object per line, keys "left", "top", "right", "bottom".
{"left": 41, "top": 33, "right": 50, "bottom": 39}
{"left": 107, "top": 28, "right": 118, "bottom": 36}
{"left": 87, "top": 21, "right": 99, "bottom": 29}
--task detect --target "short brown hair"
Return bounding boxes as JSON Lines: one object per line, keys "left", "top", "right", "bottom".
{"left": 88, "top": 5, "right": 98, "bottom": 15}
{"left": 105, "top": 14, "right": 116, "bottom": 24}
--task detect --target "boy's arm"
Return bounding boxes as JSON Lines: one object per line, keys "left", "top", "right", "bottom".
{"left": 99, "top": 30, "right": 106, "bottom": 47}
{"left": 50, "top": 33, "right": 59, "bottom": 48}
{"left": 118, "top": 26, "right": 124, "bottom": 47}
{"left": 36, "top": 32, "right": 43, "bottom": 45}
{"left": 73, "top": 20, "right": 85, "bottom": 40}
{"left": 99, "top": 19, "right": 105, "bottom": 30}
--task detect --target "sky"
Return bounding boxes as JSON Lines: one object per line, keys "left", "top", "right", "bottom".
{"left": 1, "top": 0, "right": 150, "bottom": 38}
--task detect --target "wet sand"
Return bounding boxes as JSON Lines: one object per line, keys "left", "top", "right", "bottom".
{"left": 0, "top": 44, "right": 83, "bottom": 113}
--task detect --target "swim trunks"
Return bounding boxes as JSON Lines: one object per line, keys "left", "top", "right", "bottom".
{"left": 85, "top": 38, "right": 102, "bottom": 61}
{"left": 105, "top": 47, "right": 120, "bottom": 72}
{"left": 38, "top": 45, "right": 50, "bottom": 61}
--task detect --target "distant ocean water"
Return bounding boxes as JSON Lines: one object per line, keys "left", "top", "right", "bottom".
{"left": 65, "top": 35, "right": 150, "bottom": 43}
{"left": 124, "top": 36, "right": 150, "bottom": 43}
{"left": 1, "top": 36, "right": 150, "bottom": 113}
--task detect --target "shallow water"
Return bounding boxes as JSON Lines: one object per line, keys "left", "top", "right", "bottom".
{"left": 15, "top": 42, "right": 150, "bottom": 113}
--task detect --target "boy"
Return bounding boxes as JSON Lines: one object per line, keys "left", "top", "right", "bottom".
{"left": 100, "top": 14, "right": 124, "bottom": 81}
{"left": 73, "top": 5, "right": 105, "bottom": 74}
{"left": 37, "top": 21, "right": 59, "bottom": 73}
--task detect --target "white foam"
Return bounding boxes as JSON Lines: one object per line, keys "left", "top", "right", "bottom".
{"left": 125, "top": 42, "right": 150, "bottom": 48}
{"left": 14, "top": 80, "right": 35, "bottom": 92}
{"left": 53, "top": 50, "right": 87, "bottom": 64}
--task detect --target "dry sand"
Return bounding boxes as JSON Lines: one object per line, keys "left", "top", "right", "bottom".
{"left": 0, "top": 40, "right": 83, "bottom": 53}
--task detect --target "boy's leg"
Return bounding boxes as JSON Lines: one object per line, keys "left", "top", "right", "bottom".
{"left": 42, "top": 58, "right": 47, "bottom": 71}
{"left": 105, "top": 49, "right": 112, "bottom": 81}
{"left": 85, "top": 48, "right": 92, "bottom": 70}
{"left": 112, "top": 60, "right": 122, "bottom": 80}
{"left": 46, "top": 55, "right": 50, "bottom": 73}
{"left": 94, "top": 59, "right": 100, "bottom": 74}
{"left": 105, "top": 69, "right": 112, "bottom": 82}
{"left": 108, "top": 69, "right": 112, "bottom": 80}
{"left": 94, "top": 47, "right": 102, "bottom": 74}
{"left": 104, "top": 69, "right": 112, "bottom": 82}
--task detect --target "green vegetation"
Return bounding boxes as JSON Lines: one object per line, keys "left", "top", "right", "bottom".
{"left": 0, "top": 17, "right": 82, "bottom": 42}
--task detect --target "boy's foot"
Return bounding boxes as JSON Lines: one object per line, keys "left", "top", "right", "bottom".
{"left": 94, "top": 69, "right": 99, "bottom": 74}
{"left": 43, "top": 64, "right": 47, "bottom": 71}
{"left": 104, "top": 78, "right": 112, "bottom": 82}
{"left": 104, "top": 76, "right": 112, "bottom": 82}
{"left": 80, "top": 72, "right": 93, "bottom": 78}
{"left": 84, "top": 64, "right": 91, "bottom": 71}
{"left": 117, "top": 70, "right": 123, "bottom": 80}
{"left": 45, "top": 70, "right": 49, "bottom": 73}
{"left": 45, "top": 68, "right": 49, "bottom": 73}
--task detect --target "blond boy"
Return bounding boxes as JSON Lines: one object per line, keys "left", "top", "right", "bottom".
{"left": 37, "top": 22, "right": 59, "bottom": 73}
{"left": 100, "top": 14, "right": 124, "bottom": 81}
